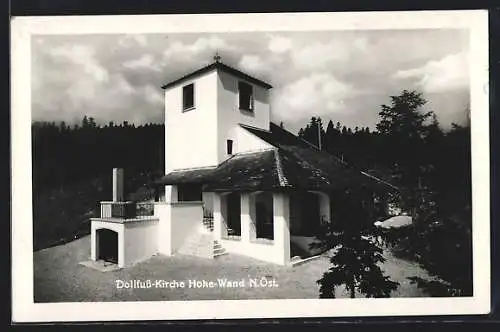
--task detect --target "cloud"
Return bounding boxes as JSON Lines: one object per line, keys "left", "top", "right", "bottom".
{"left": 238, "top": 54, "right": 270, "bottom": 73}
{"left": 290, "top": 40, "right": 349, "bottom": 71}
{"left": 49, "top": 44, "right": 109, "bottom": 83}
{"left": 393, "top": 52, "right": 469, "bottom": 93}
{"left": 272, "top": 73, "right": 353, "bottom": 122}
{"left": 31, "top": 30, "right": 470, "bottom": 133}
{"left": 268, "top": 35, "right": 292, "bottom": 53}
{"left": 162, "top": 36, "right": 234, "bottom": 63}
{"left": 123, "top": 54, "right": 160, "bottom": 71}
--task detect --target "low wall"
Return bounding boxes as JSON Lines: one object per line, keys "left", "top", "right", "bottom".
{"left": 220, "top": 238, "right": 285, "bottom": 265}
{"left": 124, "top": 218, "right": 159, "bottom": 266}
{"left": 171, "top": 202, "right": 204, "bottom": 253}
{"left": 91, "top": 219, "right": 125, "bottom": 267}
{"left": 91, "top": 217, "right": 159, "bottom": 268}
{"left": 154, "top": 202, "right": 203, "bottom": 256}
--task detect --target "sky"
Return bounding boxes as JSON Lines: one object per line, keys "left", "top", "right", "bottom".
{"left": 31, "top": 29, "right": 470, "bottom": 134}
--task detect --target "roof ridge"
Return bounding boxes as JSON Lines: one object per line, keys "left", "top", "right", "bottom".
{"left": 273, "top": 149, "right": 289, "bottom": 187}
{"left": 239, "top": 123, "right": 271, "bottom": 133}
{"left": 269, "top": 122, "right": 322, "bottom": 151}
{"left": 162, "top": 62, "right": 272, "bottom": 90}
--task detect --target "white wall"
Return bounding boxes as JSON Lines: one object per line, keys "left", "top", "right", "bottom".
{"left": 202, "top": 191, "right": 214, "bottom": 215}
{"left": 91, "top": 220, "right": 125, "bottom": 268}
{"left": 170, "top": 202, "right": 204, "bottom": 253}
{"left": 155, "top": 203, "right": 172, "bottom": 255}
{"left": 164, "top": 70, "right": 219, "bottom": 173}
{"left": 233, "top": 126, "right": 272, "bottom": 154}
{"left": 91, "top": 218, "right": 159, "bottom": 268}
{"left": 155, "top": 202, "right": 204, "bottom": 255}
{"left": 164, "top": 67, "right": 272, "bottom": 172}
{"left": 123, "top": 219, "right": 159, "bottom": 266}
{"left": 214, "top": 192, "right": 291, "bottom": 265}
{"left": 216, "top": 70, "right": 271, "bottom": 164}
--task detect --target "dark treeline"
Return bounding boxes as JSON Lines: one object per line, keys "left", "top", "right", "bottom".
{"left": 32, "top": 116, "right": 165, "bottom": 191}
{"left": 298, "top": 90, "right": 472, "bottom": 297}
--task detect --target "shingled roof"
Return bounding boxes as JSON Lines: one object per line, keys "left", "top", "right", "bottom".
{"left": 155, "top": 122, "right": 397, "bottom": 194}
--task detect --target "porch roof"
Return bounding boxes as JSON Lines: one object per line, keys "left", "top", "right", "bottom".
{"left": 155, "top": 122, "right": 397, "bottom": 193}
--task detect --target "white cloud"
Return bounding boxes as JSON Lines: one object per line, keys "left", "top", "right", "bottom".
{"left": 31, "top": 31, "right": 470, "bottom": 131}
{"left": 272, "top": 73, "right": 353, "bottom": 121}
{"left": 238, "top": 54, "right": 270, "bottom": 73}
{"left": 393, "top": 52, "right": 469, "bottom": 93}
{"left": 118, "top": 34, "right": 148, "bottom": 47}
{"left": 123, "top": 54, "right": 160, "bottom": 71}
{"left": 162, "top": 36, "right": 233, "bottom": 62}
{"left": 50, "top": 44, "right": 109, "bottom": 82}
{"left": 142, "top": 84, "right": 163, "bottom": 105}
{"left": 291, "top": 40, "right": 349, "bottom": 70}
{"left": 268, "top": 35, "right": 292, "bottom": 53}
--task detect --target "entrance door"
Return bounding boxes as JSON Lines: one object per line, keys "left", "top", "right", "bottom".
{"left": 302, "top": 192, "right": 320, "bottom": 236}
{"left": 97, "top": 229, "right": 118, "bottom": 264}
{"left": 226, "top": 193, "right": 241, "bottom": 236}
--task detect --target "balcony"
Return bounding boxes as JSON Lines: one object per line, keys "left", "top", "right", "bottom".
{"left": 100, "top": 201, "right": 137, "bottom": 219}
{"left": 100, "top": 201, "right": 156, "bottom": 219}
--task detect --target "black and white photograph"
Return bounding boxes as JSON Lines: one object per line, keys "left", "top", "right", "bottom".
{"left": 11, "top": 10, "right": 490, "bottom": 321}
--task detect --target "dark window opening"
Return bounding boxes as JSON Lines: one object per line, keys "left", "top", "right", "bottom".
{"left": 226, "top": 193, "right": 241, "bottom": 236}
{"left": 227, "top": 139, "right": 233, "bottom": 155}
{"left": 238, "top": 81, "right": 254, "bottom": 111}
{"left": 177, "top": 184, "right": 202, "bottom": 202}
{"left": 255, "top": 193, "right": 274, "bottom": 240}
{"left": 183, "top": 83, "right": 195, "bottom": 110}
{"left": 97, "top": 229, "right": 118, "bottom": 264}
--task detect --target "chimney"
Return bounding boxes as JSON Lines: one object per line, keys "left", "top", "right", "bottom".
{"left": 112, "top": 168, "right": 124, "bottom": 202}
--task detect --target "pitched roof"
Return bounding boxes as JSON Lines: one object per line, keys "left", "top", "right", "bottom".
{"left": 161, "top": 61, "right": 273, "bottom": 90}
{"left": 155, "top": 122, "right": 397, "bottom": 194}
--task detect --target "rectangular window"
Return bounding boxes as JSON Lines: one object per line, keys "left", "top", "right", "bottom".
{"left": 238, "top": 81, "right": 254, "bottom": 111}
{"left": 182, "top": 83, "right": 195, "bottom": 111}
{"left": 177, "top": 184, "right": 202, "bottom": 202}
{"left": 227, "top": 139, "right": 233, "bottom": 155}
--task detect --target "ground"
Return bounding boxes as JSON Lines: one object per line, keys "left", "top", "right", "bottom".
{"left": 34, "top": 235, "right": 432, "bottom": 302}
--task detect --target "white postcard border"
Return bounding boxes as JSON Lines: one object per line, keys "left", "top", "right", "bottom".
{"left": 11, "top": 10, "right": 490, "bottom": 322}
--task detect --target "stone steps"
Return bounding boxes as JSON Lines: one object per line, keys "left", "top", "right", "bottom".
{"left": 177, "top": 227, "right": 226, "bottom": 259}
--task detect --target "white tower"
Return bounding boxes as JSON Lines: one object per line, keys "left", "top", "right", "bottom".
{"left": 162, "top": 57, "right": 273, "bottom": 174}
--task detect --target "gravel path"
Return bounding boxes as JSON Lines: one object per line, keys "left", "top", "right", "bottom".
{"left": 34, "top": 236, "right": 430, "bottom": 302}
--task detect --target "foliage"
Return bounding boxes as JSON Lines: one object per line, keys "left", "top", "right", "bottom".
{"left": 32, "top": 116, "right": 164, "bottom": 250}
{"left": 32, "top": 117, "right": 164, "bottom": 191}
{"left": 312, "top": 194, "right": 399, "bottom": 298}
{"left": 299, "top": 89, "right": 472, "bottom": 297}
{"left": 371, "top": 90, "right": 472, "bottom": 297}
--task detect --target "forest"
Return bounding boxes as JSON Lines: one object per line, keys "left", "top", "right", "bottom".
{"left": 31, "top": 89, "right": 472, "bottom": 297}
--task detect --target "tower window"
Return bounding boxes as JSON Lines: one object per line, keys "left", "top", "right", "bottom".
{"left": 182, "top": 83, "right": 195, "bottom": 111}
{"left": 227, "top": 139, "right": 233, "bottom": 155}
{"left": 238, "top": 81, "right": 254, "bottom": 111}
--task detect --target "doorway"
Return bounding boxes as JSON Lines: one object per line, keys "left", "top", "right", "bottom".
{"left": 97, "top": 229, "right": 118, "bottom": 264}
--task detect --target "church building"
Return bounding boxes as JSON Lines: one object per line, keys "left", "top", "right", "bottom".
{"left": 89, "top": 56, "right": 393, "bottom": 268}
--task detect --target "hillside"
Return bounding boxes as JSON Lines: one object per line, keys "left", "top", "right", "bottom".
{"left": 32, "top": 170, "right": 160, "bottom": 251}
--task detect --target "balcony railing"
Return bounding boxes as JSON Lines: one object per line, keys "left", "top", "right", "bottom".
{"left": 100, "top": 201, "right": 137, "bottom": 219}
{"left": 136, "top": 202, "right": 155, "bottom": 217}
{"left": 100, "top": 201, "right": 157, "bottom": 219}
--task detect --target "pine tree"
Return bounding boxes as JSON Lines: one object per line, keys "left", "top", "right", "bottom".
{"left": 313, "top": 193, "right": 399, "bottom": 298}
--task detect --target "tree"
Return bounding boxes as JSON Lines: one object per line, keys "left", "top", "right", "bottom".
{"left": 297, "top": 117, "right": 326, "bottom": 149}
{"left": 376, "top": 90, "right": 432, "bottom": 138}
{"left": 313, "top": 192, "right": 399, "bottom": 298}
{"left": 375, "top": 90, "right": 436, "bottom": 212}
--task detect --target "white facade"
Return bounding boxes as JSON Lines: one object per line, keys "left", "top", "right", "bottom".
{"left": 164, "top": 66, "right": 272, "bottom": 173}
{"left": 164, "top": 70, "right": 219, "bottom": 173}
{"left": 89, "top": 63, "right": 332, "bottom": 269}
